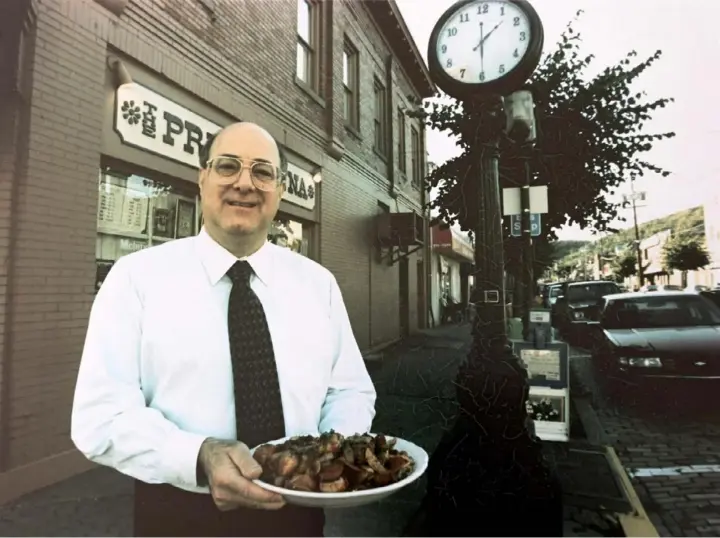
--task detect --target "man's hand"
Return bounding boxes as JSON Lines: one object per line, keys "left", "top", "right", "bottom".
{"left": 198, "top": 438, "right": 286, "bottom": 511}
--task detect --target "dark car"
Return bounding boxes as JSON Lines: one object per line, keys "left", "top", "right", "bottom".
{"left": 586, "top": 292, "right": 720, "bottom": 390}
{"left": 552, "top": 280, "right": 621, "bottom": 336}
{"left": 700, "top": 289, "right": 720, "bottom": 309}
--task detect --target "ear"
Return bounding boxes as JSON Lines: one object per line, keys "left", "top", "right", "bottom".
{"left": 198, "top": 168, "right": 207, "bottom": 195}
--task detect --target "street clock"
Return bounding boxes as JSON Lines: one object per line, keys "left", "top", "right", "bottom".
{"left": 428, "top": 0, "right": 544, "bottom": 99}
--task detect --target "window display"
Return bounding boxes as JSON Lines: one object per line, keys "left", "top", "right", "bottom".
{"left": 95, "top": 166, "right": 199, "bottom": 291}
{"left": 269, "top": 216, "right": 309, "bottom": 257}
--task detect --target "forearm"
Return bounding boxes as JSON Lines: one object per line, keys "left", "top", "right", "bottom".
{"left": 319, "top": 385, "right": 376, "bottom": 435}
{"left": 71, "top": 387, "right": 208, "bottom": 488}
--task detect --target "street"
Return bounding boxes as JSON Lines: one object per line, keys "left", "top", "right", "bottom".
{"left": 570, "top": 345, "right": 720, "bottom": 537}
{"left": 0, "top": 325, "right": 616, "bottom": 537}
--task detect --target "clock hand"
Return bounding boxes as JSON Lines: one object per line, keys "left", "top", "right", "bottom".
{"left": 480, "top": 20, "right": 504, "bottom": 46}
{"left": 472, "top": 21, "right": 484, "bottom": 51}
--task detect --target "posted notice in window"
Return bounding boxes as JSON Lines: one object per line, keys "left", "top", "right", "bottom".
{"left": 520, "top": 349, "right": 561, "bottom": 381}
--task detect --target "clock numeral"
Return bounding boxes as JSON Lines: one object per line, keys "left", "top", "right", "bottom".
{"left": 500, "top": 6, "right": 505, "bottom": 15}
{"left": 479, "top": 72, "right": 486, "bottom": 82}
{"left": 513, "top": 48, "right": 519, "bottom": 58}
{"left": 513, "top": 16, "right": 520, "bottom": 26}
{"left": 459, "top": 13, "right": 469, "bottom": 23}
{"left": 499, "top": 64, "right": 506, "bottom": 74}
{"left": 477, "top": 3, "right": 488, "bottom": 14}
{"left": 519, "top": 31, "right": 527, "bottom": 41}
{"left": 441, "top": 44, "right": 447, "bottom": 53}
{"left": 446, "top": 59, "right": 453, "bottom": 68}
{"left": 447, "top": 27, "right": 458, "bottom": 37}
{"left": 460, "top": 68, "right": 466, "bottom": 78}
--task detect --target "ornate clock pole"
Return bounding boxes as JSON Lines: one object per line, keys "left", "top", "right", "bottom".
{"left": 406, "top": 1, "right": 562, "bottom": 535}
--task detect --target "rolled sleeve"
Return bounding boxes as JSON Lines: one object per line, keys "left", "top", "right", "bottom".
{"left": 318, "top": 276, "right": 377, "bottom": 435}
{"left": 71, "top": 257, "right": 207, "bottom": 489}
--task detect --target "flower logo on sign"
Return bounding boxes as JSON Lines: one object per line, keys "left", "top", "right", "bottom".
{"left": 121, "top": 100, "right": 141, "bottom": 125}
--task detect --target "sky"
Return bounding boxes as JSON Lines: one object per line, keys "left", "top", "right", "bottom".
{"left": 395, "top": 0, "right": 720, "bottom": 241}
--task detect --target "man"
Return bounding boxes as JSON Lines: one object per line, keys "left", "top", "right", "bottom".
{"left": 71, "top": 122, "right": 377, "bottom": 537}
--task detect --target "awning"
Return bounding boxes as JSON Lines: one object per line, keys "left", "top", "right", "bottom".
{"left": 431, "top": 225, "right": 474, "bottom": 264}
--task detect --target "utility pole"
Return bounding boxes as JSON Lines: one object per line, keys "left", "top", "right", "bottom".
{"left": 624, "top": 178, "right": 647, "bottom": 288}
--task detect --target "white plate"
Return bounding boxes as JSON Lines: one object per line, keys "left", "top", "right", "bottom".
{"left": 250, "top": 434, "right": 429, "bottom": 508}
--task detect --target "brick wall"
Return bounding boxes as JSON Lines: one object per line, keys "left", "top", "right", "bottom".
{"left": 1, "top": 0, "right": 428, "bottom": 485}
{"left": 6, "top": 0, "right": 107, "bottom": 468}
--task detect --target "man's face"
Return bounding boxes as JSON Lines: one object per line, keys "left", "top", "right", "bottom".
{"left": 198, "top": 123, "right": 285, "bottom": 241}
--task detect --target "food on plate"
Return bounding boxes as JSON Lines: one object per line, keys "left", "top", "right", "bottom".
{"left": 252, "top": 432, "right": 415, "bottom": 493}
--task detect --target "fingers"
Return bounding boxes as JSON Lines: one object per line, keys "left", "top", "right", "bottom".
{"left": 215, "top": 496, "right": 286, "bottom": 512}
{"left": 227, "top": 443, "right": 264, "bottom": 480}
{"left": 235, "top": 473, "right": 285, "bottom": 504}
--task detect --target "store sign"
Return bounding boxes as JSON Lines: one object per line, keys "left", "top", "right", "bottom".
{"left": 114, "top": 82, "right": 222, "bottom": 169}
{"left": 119, "top": 238, "right": 149, "bottom": 253}
{"left": 283, "top": 163, "right": 316, "bottom": 211}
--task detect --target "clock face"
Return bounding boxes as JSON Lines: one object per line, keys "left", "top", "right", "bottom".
{"left": 435, "top": 0, "right": 533, "bottom": 85}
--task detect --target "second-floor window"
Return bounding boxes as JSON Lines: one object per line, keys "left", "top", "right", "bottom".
{"left": 397, "top": 109, "right": 406, "bottom": 174}
{"left": 343, "top": 41, "right": 359, "bottom": 129}
{"left": 374, "top": 78, "right": 387, "bottom": 155}
{"left": 411, "top": 126, "right": 421, "bottom": 188}
{"left": 297, "top": 0, "right": 320, "bottom": 91}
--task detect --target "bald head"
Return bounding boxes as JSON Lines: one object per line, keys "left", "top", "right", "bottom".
{"left": 199, "top": 121, "right": 287, "bottom": 175}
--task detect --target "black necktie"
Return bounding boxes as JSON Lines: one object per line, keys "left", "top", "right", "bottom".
{"left": 227, "top": 261, "right": 286, "bottom": 449}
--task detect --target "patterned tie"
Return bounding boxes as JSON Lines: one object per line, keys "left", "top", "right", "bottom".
{"left": 227, "top": 261, "right": 286, "bottom": 449}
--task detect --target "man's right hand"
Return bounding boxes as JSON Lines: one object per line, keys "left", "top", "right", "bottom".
{"left": 198, "top": 438, "right": 286, "bottom": 511}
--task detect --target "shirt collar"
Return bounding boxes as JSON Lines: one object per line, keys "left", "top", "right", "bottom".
{"left": 195, "top": 228, "right": 275, "bottom": 287}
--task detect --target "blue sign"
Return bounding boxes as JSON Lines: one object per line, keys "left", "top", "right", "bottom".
{"left": 510, "top": 214, "right": 541, "bottom": 237}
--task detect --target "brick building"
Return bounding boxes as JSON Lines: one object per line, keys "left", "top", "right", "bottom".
{"left": 0, "top": 0, "right": 433, "bottom": 501}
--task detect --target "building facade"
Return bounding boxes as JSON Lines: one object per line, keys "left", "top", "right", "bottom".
{"left": 0, "top": 0, "right": 434, "bottom": 501}
{"left": 429, "top": 225, "right": 474, "bottom": 326}
{"left": 704, "top": 193, "right": 720, "bottom": 285}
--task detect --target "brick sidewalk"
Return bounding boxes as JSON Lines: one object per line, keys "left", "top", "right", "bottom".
{"left": 0, "top": 324, "right": 618, "bottom": 536}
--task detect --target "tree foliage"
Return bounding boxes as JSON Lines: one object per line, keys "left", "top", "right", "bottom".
{"left": 416, "top": 11, "right": 675, "bottom": 280}
{"left": 612, "top": 250, "right": 638, "bottom": 279}
{"left": 663, "top": 237, "right": 711, "bottom": 272}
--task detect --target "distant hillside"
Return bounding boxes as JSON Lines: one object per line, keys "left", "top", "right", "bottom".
{"left": 551, "top": 240, "right": 590, "bottom": 261}
{"left": 554, "top": 206, "right": 705, "bottom": 267}
{"left": 594, "top": 206, "right": 705, "bottom": 255}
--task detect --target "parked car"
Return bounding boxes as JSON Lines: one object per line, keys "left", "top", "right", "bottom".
{"left": 700, "top": 289, "right": 720, "bottom": 309}
{"left": 686, "top": 284, "right": 711, "bottom": 292}
{"left": 584, "top": 291, "right": 720, "bottom": 392}
{"left": 541, "top": 281, "right": 566, "bottom": 309}
{"left": 552, "top": 280, "right": 621, "bottom": 337}
{"left": 639, "top": 284, "right": 683, "bottom": 292}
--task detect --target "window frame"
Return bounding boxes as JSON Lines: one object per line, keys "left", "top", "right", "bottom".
{"left": 296, "top": 0, "right": 322, "bottom": 93}
{"left": 410, "top": 126, "right": 421, "bottom": 188}
{"left": 342, "top": 40, "right": 359, "bottom": 129}
{"left": 397, "top": 108, "right": 407, "bottom": 174}
{"left": 373, "top": 77, "right": 388, "bottom": 156}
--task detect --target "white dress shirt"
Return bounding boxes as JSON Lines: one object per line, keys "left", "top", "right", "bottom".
{"left": 71, "top": 229, "right": 376, "bottom": 494}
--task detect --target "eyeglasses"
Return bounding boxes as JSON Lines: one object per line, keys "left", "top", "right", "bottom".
{"left": 205, "top": 156, "right": 282, "bottom": 191}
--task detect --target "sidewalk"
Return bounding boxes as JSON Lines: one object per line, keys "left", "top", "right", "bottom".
{"left": 0, "top": 324, "right": 620, "bottom": 536}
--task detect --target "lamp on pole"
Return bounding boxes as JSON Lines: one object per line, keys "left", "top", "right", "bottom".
{"left": 407, "top": 1, "right": 561, "bottom": 536}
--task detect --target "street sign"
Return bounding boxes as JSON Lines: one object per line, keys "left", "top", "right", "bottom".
{"left": 510, "top": 214, "right": 541, "bottom": 237}
{"left": 502, "top": 186, "right": 549, "bottom": 216}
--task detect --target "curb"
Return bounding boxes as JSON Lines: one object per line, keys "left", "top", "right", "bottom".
{"left": 572, "top": 394, "right": 658, "bottom": 538}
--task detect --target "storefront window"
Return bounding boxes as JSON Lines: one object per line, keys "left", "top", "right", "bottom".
{"left": 96, "top": 166, "right": 199, "bottom": 291}
{"left": 268, "top": 216, "right": 309, "bottom": 257}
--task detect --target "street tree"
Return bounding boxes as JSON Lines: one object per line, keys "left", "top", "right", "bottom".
{"left": 415, "top": 11, "right": 676, "bottom": 282}
{"left": 663, "top": 237, "right": 711, "bottom": 286}
{"left": 611, "top": 250, "right": 638, "bottom": 280}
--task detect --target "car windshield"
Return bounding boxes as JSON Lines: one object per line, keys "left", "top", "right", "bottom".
{"left": 550, "top": 287, "right": 561, "bottom": 297}
{"left": 566, "top": 283, "right": 619, "bottom": 302}
{"left": 602, "top": 295, "right": 720, "bottom": 329}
